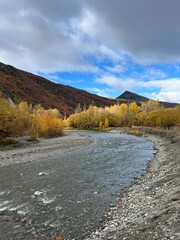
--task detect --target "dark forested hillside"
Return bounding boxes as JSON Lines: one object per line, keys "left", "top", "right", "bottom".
{"left": 0, "top": 62, "right": 117, "bottom": 115}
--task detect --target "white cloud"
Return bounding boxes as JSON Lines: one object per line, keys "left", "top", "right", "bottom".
{"left": 144, "top": 68, "right": 167, "bottom": 79}
{"left": 144, "top": 79, "right": 180, "bottom": 102}
{"left": 86, "top": 87, "right": 115, "bottom": 98}
{"left": 105, "top": 64, "right": 125, "bottom": 73}
{"left": 96, "top": 74, "right": 180, "bottom": 103}
{"left": 74, "top": 8, "right": 98, "bottom": 39}
{"left": 96, "top": 74, "right": 140, "bottom": 91}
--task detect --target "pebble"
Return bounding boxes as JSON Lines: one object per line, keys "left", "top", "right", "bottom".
{"left": 85, "top": 133, "right": 180, "bottom": 239}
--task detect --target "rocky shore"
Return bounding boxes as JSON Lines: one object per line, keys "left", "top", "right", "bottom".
{"left": 86, "top": 129, "right": 180, "bottom": 240}
{"left": 0, "top": 129, "right": 179, "bottom": 240}
{"left": 0, "top": 131, "right": 93, "bottom": 167}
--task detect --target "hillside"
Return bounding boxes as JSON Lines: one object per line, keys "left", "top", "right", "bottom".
{"left": 117, "top": 91, "right": 149, "bottom": 102}
{"left": 117, "top": 90, "right": 178, "bottom": 108}
{"left": 0, "top": 62, "right": 117, "bottom": 115}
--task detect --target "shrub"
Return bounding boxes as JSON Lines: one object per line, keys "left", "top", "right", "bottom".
{"left": 26, "top": 136, "right": 38, "bottom": 142}
{"left": 31, "top": 112, "right": 64, "bottom": 137}
{"left": 0, "top": 138, "right": 18, "bottom": 146}
{"left": 126, "top": 129, "right": 143, "bottom": 137}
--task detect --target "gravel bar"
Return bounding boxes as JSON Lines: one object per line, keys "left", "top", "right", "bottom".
{"left": 86, "top": 132, "right": 180, "bottom": 240}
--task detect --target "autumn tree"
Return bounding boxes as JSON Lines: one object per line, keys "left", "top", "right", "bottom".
{"left": 31, "top": 107, "right": 64, "bottom": 137}
{"left": 141, "top": 100, "right": 160, "bottom": 112}
{"left": 104, "top": 118, "right": 109, "bottom": 128}
{"left": 0, "top": 96, "right": 15, "bottom": 137}
{"left": 156, "top": 108, "right": 180, "bottom": 129}
{"left": 128, "top": 102, "right": 139, "bottom": 126}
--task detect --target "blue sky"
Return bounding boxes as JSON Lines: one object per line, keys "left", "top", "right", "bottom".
{"left": 0, "top": 0, "right": 180, "bottom": 103}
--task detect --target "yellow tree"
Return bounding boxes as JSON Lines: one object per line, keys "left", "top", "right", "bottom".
{"left": 104, "top": 118, "right": 109, "bottom": 129}
{"left": 156, "top": 109, "right": 179, "bottom": 129}
{"left": 31, "top": 107, "right": 64, "bottom": 137}
{"left": 14, "top": 101, "right": 32, "bottom": 135}
{"left": 0, "top": 97, "right": 15, "bottom": 136}
{"left": 128, "top": 102, "right": 139, "bottom": 126}
{"left": 141, "top": 100, "right": 160, "bottom": 112}
{"left": 119, "top": 103, "right": 129, "bottom": 126}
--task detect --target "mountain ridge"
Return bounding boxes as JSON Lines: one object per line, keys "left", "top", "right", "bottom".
{"left": 0, "top": 62, "right": 177, "bottom": 114}
{"left": 117, "top": 90, "right": 178, "bottom": 108}
{"left": 0, "top": 62, "right": 118, "bottom": 115}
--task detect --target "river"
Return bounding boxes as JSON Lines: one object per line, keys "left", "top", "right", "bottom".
{"left": 0, "top": 131, "right": 154, "bottom": 239}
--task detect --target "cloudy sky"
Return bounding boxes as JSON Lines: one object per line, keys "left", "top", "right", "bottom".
{"left": 0, "top": 0, "right": 180, "bottom": 103}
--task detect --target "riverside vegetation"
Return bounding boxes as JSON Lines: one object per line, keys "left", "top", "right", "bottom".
{"left": 68, "top": 100, "right": 180, "bottom": 130}
{"left": 1, "top": 92, "right": 180, "bottom": 146}
{"left": 0, "top": 94, "right": 64, "bottom": 146}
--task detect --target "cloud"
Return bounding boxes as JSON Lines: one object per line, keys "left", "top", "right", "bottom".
{"left": 1, "top": 0, "right": 180, "bottom": 74}
{"left": 96, "top": 74, "right": 180, "bottom": 103}
{"left": 0, "top": 1, "right": 96, "bottom": 73}
{"left": 96, "top": 74, "right": 139, "bottom": 91}
{"left": 86, "top": 87, "right": 114, "bottom": 98}
{"left": 145, "top": 79, "right": 180, "bottom": 102}
{"left": 0, "top": 1, "right": 122, "bottom": 73}
{"left": 105, "top": 64, "right": 125, "bottom": 73}
{"left": 0, "top": 0, "right": 180, "bottom": 106}
{"left": 144, "top": 68, "right": 167, "bottom": 79}
{"left": 86, "top": 0, "right": 180, "bottom": 64}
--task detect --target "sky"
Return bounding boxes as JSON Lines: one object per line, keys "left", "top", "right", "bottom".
{"left": 0, "top": 0, "right": 180, "bottom": 103}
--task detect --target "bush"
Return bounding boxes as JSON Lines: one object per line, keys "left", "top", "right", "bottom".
{"left": 0, "top": 95, "right": 64, "bottom": 139}
{"left": 31, "top": 111, "right": 64, "bottom": 137}
{"left": 0, "top": 138, "right": 18, "bottom": 146}
{"left": 26, "top": 136, "right": 38, "bottom": 142}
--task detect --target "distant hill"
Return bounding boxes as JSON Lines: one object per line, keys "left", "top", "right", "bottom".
{"left": 117, "top": 90, "right": 178, "bottom": 108}
{"left": 117, "top": 91, "right": 149, "bottom": 102}
{"left": 0, "top": 62, "right": 118, "bottom": 115}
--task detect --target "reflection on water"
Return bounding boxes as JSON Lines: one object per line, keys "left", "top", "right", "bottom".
{"left": 0, "top": 132, "right": 154, "bottom": 239}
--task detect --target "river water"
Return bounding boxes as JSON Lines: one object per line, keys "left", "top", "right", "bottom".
{"left": 0, "top": 131, "right": 154, "bottom": 239}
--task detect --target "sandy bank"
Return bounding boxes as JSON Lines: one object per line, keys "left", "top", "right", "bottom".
{"left": 86, "top": 130, "right": 180, "bottom": 240}
{"left": 0, "top": 131, "right": 93, "bottom": 167}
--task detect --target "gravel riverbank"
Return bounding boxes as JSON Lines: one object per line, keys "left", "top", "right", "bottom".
{"left": 86, "top": 131, "right": 180, "bottom": 240}
{"left": 0, "top": 131, "right": 93, "bottom": 167}
{"left": 0, "top": 129, "right": 179, "bottom": 240}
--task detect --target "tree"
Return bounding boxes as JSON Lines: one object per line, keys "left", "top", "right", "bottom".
{"left": 74, "top": 103, "right": 82, "bottom": 113}
{"left": 128, "top": 102, "right": 139, "bottom": 126}
{"left": 99, "top": 121, "right": 104, "bottom": 130}
{"left": 104, "top": 118, "right": 109, "bottom": 128}
{"left": 141, "top": 100, "right": 160, "bottom": 112}
{"left": 0, "top": 97, "right": 15, "bottom": 137}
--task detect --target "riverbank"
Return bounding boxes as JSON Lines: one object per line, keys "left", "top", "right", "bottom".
{"left": 0, "top": 131, "right": 93, "bottom": 167}
{"left": 86, "top": 129, "right": 180, "bottom": 240}
{"left": 0, "top": 129, "right": 179, "bottom": 240}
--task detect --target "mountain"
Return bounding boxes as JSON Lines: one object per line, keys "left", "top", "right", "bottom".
{"left": 117, "top": 91, "right": 149, "bottom": 102}
{"left": 0, "top": 62, "right": 117, "bottom": 115}
{"left": 117, "top": 90, "right": 178, "bottom": 108}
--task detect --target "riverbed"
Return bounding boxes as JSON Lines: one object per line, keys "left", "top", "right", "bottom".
{"left": 0, "top": 131, "right": 155, "bottom": 239}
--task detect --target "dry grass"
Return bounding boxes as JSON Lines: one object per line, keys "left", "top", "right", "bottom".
{"left": 126, "top": 129, "right": 143, "bottom": 137}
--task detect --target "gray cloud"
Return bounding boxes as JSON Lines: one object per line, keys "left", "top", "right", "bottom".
{"left": 85, "top": 0, "right": 180, "bottom": 64}
{"left": 0, "top": 0, "right": 180, "bottom": 73}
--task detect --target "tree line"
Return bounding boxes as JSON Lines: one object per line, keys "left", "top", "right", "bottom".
{"left": 1, "top": 93, "right": 180, "bottom": 141}
{"left": 0, "top": 94, "right": 64, "bottom": 139}
{"left": 68, "top": 100, "right": 180, "bottom": 130}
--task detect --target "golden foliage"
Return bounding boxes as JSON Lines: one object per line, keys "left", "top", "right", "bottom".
{"left": 104, "top": 118, "right": 109, "bottom": 128}
{"left": 0, "top": 95, "right": 64, "bottom": 138}
{"left": 31, "top": 107, "right": 64, "bottom": 137}
{"left": 67, "top": 101, "right": 180, "bottom": 130}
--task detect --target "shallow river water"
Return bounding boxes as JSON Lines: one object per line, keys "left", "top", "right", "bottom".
{"left": 0, "top": 131, "right": 154, "bottom": 239}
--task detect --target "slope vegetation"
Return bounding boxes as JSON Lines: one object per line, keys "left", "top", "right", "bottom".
{"left": 0, "top": 62, "right": 116, "bottom": 115}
